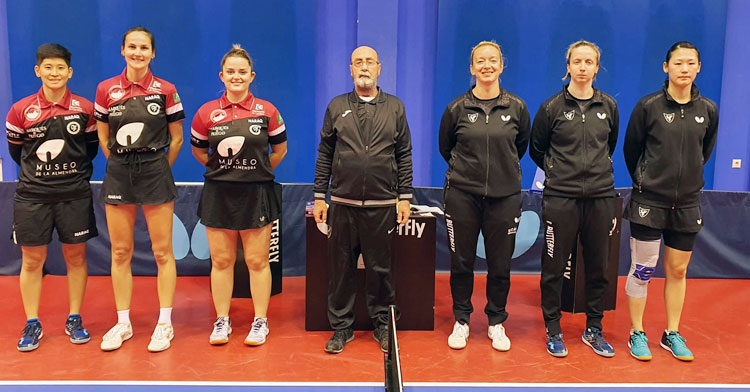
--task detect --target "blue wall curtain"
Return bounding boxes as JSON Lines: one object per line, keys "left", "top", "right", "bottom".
{"left": 1, "top": 0, "right": 745, "bottom": 191}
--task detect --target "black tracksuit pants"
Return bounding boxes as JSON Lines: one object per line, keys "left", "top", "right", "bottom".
{"left": 540, "top": 195, "right": 616, "bottom": 335}
{"left": 444, "top": 186, "right": 521, "bottom": 325}
{"left": 327, "top": 203, "right": 397, "bottom": 330}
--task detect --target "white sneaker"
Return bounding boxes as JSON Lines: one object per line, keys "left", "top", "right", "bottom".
{"left": 448, "top": 321, "right": 469, "bottom": 349}
{"left": 209, "top": 317, "right": 232, "bottom": 345}
{"left": 147, "top": 323, "right": 174, "bottom": 352}
{"left": 244, "top": 317, "right": 269, "bottom": 346}
{"left": 100, "top": 323, "right": 133, "bottom": 351}
{"left": 488, "top": 323, "right": 511, "bottom": 351}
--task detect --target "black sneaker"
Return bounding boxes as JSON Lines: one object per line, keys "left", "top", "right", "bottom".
{"left": 18, "top": 319, "right": 43, "bottom": 352}
{"left": 324, "top": 328, "right": 354, "bottom": 354}
{"left": 582, "top": 327, "right": 615, "bottom": 357}
{"left": 65, "top": 314, "right": 91, "bottom": 344}
{"left": 373, "top": 326, "right": 388, "bottom": 353}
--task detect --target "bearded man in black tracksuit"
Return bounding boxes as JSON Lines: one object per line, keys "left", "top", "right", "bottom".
{"left": 530, "top": 41, "right": 619, "bottom": 358}
{"left": 313, "top": 46, "right": 413, "bottom": 355}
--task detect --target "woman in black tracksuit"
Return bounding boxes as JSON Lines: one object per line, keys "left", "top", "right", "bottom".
{"left": 622, "top": 41, "right": 718, "bottom": 362}
{"left": 530, "top": 40, "right": 618, "bottom": 358}
{"left": 439, "top": 41, "right": 530, "bottom": 352}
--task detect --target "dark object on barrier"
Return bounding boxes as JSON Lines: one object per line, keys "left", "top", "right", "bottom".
{"left": 561, "top": 197, "right": 623, "bottom": 313}
{"left": 305, "top": 214, "right": 436, "bottom": 331}
{"left": 384, "top": 305, "right": 403, "bottom": 392}
{"left": 232, "top": 182, "right": 283, "bottom": 298}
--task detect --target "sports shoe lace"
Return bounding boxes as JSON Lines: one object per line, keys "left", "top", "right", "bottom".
{"left": 214, "top": 318, "right": 228, "bottom": 332}
{"left": 152, "top": 325, "right": 167, "bottom": 340}
{"left": 631, "top": 331, "right": 648, "bottom": 348}
{"left": 548, "top": 333, "right": 564, "bottom": 344}
{"left": 667, "top": 332, "right": 687, "bottom": 345}
{"left": 453, "top": 323, "right": 468, "bottom": 338}
{"left": 588, "top": 328, "right": 605, "bottom": 342}
{"left": 332, "top": 329, "right": 349, "bottom": 341}
{"left": 66, "top": 317, "right": 82, "bottom": 331}
{"left": 21, "top": 323, "right": 38, "bottom": 337}
{"left": 250, "top": 319, "right": 265, "bottom": 333}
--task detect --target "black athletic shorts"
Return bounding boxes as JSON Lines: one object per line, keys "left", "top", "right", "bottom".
{"left": 624, "top": 199, "right": 703, "bottom": 233}
{"left": 198, "top": 180, "right": 280, "bottom": 230}
{"left": 100, "top": 151, "right": 177, "bottom": 205}
{"left": 629, "top": 222, "right": 697, "bottom": 252}
{"left": 12, "top": 196, "right": 98, "bottom": 246}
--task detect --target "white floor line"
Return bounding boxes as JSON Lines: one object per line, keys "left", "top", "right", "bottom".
{"left": 0, "top": 381, "right": 749, "bottom": 388}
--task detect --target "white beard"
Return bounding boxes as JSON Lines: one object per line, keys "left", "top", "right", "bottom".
{"left": 355, "top": 76, "right": 376, "bottom": 89}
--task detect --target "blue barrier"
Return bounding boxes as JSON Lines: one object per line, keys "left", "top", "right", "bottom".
{"left": 1, "top": 183, "right": 748, "bottom": 279}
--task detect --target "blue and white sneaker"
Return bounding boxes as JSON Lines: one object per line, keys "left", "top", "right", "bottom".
{"left": 17, "top": 319, "right": 43, "bottom": 352}
{"left": 582, "top": 327, "right": 615, "bottom": 357}
{"left": 660, "top": 330, "right": 694, "bottom": 361}
{"left": 65, "top": 314, "right": 91, "bottom": 344}
{"left": 546, "top": 332, "right": 568, "bottom": 357}
{"left": 628, "top": 330, "right": 652, "bottom": 361}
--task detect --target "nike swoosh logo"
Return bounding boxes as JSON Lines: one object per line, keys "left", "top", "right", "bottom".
{"left": 387, "top": 227, "right": 396, "bottom": 234}
{"left": 342, "top": 110, "right": 352, "bottom": 118}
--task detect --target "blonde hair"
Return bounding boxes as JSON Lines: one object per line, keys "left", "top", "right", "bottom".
{"left": 562, "top": 40, "right": 601, "bottom": 80}
{"left": 221, "top": 44, "right": 253, "bottom": 69}
{"left": 470, "top": 40, "right": 503, "bottom": 65}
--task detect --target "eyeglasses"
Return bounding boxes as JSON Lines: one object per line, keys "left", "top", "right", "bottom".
{"left": 352, "top": 60, "right": 379, "bottom": 68}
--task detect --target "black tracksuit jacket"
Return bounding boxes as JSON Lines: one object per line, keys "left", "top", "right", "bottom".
{"left": 623, "top": 84, "right": 719, "bottom": 208}
{"left": 314, "top": 89, "right": 413, "bottom": 206}
{"left": 438, "top": 88, "right": 531, "bottom": 198}
{"left": 530, "top": 86, "right": 619, "bottom": 198}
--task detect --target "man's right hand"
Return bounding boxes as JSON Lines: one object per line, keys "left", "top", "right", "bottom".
{"left": 313, "top": 200, "right": 328, "bottom": 223}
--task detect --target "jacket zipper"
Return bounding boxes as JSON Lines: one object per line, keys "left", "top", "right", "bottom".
{"left": 637, "top": 159, "right": 647, "bottom": 193}
{"left": 674, "top": 105, "right": 685, "bottom": 208}
{"left": 484, "top": 113, "right": 490, "bottom": 196}
{"left": 581, "top": 112, "right": 587, "bottom": 196}
{"left": 349, "top": 100, "right": 369, "bottom": 201}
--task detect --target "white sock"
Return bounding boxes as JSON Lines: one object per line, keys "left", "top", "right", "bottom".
{"left": 117, "top": 309, "right": 130, "bottom": 325}
{"left": 158, "top": 307, "right": 173, "bottom": 325}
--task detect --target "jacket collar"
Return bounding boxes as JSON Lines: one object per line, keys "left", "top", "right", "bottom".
{"left": 463, "top": 86, "right": 510, "bottom": 108}
{"left": 348, "top": 87, "right": 386, "bottom": 104}
{"left": 662, "top": 82, "right": 700, "bottom": 104}
{"left": 562, "top": 84, "right": 605, "bottom": 104}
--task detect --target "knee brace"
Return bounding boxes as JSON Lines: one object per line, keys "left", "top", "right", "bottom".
{"left": 625, "top": 238, "right": 660, "bottom": 298}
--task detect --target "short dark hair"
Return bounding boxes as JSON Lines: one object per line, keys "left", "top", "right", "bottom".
{"left": 665, "top": 41, "right": 700, "bottom": 63}
{"left": 36, "top": 43, "right": 71, "bottom": 66}
{"left": 122, "top": 26, "right": 155, "bottom": 51}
